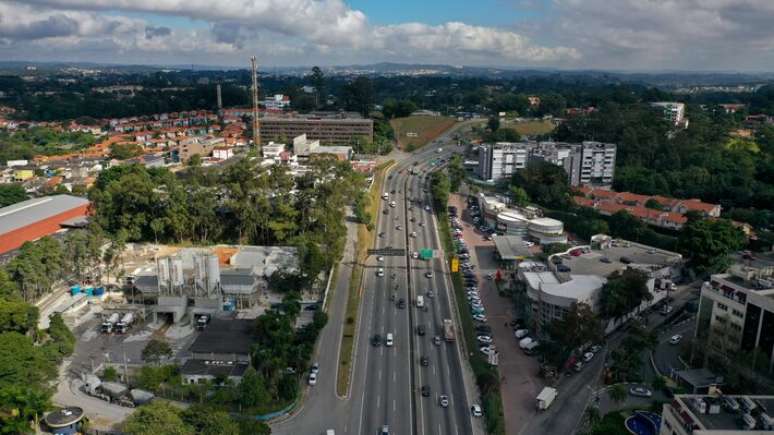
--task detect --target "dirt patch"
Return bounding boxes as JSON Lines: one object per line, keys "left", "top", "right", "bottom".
{"left": 390, "top": 116, "right": 456, "bottom": 151}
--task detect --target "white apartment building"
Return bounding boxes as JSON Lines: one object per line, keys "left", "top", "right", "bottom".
{"left": 695, "top": 253, "right": 774, "bottom": 373}
{"left": 579, "top": 141, "right": 616, "bottom": 186}
{"left": 651, "top": 102, "right": 687, "bottom": 127}
{"left": 477, "top": 142, "right": 530, "bottom": 181}
{"left": 477, "top": 141, "right": 616, "bottom": 187}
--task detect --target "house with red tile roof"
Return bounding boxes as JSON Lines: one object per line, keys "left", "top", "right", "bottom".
{"left": 573, "top": 187, "right": 719, "bottom": 230}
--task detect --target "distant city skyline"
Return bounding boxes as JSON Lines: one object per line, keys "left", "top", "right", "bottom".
{"left": 1, "top": 1, "right": 774, "bottom": 71}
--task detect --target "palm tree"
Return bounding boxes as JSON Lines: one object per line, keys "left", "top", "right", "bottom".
{"left": 609, "top": 383, "right": 627, "bottom": 405}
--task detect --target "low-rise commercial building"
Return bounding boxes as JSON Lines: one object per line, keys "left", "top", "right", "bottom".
{"left": 478, "top": 193, "right": 567, "bottom": 244}
{"left": 660, "top": 393, "right": 774, "bottom": 434}
{"left": 181, "top": 318, "right": 253, "bottom": 385}
{"left": 519, "top": 235, "right": 682, "bottom": 331}
{"left": 261, "top": 113, "right": 373, "bottom": 145}
{"left": 0, "top": 194, "right": 90, "bottom": 255}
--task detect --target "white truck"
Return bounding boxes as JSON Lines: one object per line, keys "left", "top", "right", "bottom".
{"left": 443, "top": 319, "right": 455, "bottom": 342}
{"left": 536, "top": 387, "right": 558, "bottom": 411}
{"left": 116, "top": 312, "right": 134, "bottom": 334}
{"left": 101, "top": 313, "right": 120, "bottom": 333}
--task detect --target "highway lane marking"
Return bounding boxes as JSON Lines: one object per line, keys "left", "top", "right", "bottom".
{"left": 393, "top": 371, "right": 396, "bottom": 383}
{"left": 379, "top": 368, "right": 382, "bottom": 381}
{"left": 377, "top": 395, "right": 381, "bottom": 409}
{"left": 393, "top": 399, "right": 397, "bottom": 412}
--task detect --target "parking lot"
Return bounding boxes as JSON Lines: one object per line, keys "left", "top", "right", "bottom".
{"left": 449, "top": 193, "right": 544, "bottom": 435}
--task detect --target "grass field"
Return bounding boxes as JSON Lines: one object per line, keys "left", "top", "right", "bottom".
{"left": 504, "top": 119, "right": 556, "bottom": 137}
{"left": 390, "top": 116, "right": 457, "bottom": 151}
{"left": 336, "top": 160, "right": 394, "bottom": 397}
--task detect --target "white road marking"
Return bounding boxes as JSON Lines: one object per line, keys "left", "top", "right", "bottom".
{"left": 393, "top": 399, "right": 397, "bottom": 412}
{"left": 377, "top": 395, "right": 381, "bottom": 409}
{"left": 378, "top": 369, "right": 382, "bottom": 381}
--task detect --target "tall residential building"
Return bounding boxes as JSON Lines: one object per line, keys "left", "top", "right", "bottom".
{"left": 477, "top": 142, "right": 531, "bottom": 181}
{"left": 695, "top": 253, "right": 774, "bottom": 373}
{"left": 579, "top": 141, "right": 616, "bottom": 186}
{"left": 651, "top": 102, "right": 687, "bottom": 127}
{"left": 477, "top": 141, "right": 616, "bottom": 187}
{"left": 660, "top": 393, "right": 774, "bottom": 434}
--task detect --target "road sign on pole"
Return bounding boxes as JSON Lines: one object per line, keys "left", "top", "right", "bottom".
{"left": 367, "top": 247, "right": 406, "bottom": 257}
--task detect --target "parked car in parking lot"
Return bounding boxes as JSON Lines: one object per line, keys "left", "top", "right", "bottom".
{"left": 477, "top": 335, "right": 492, "bottom": 344}
{"left": 473, "top": 314, "right": 487, "bottom": 322}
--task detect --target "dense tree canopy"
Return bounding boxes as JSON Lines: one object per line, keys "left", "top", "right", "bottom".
{"left": 678, "top": 218, "right": 746, "bottom": 275}
{"left": 0, "top": 184, "right": 27, "bottom": 208}
{"left": 599, "top": 269, "right": 651, "bottom": 321}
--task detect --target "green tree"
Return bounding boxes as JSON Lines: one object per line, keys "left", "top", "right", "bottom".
{"left": 0, "top": 385, "right": 50, "bottom": 434}
{"left": 45, "top": 312, "right": 75, "bottom": 358}
{"left": 644, "top": 198, "right": 662, "bottom": 210}
{"left": 238, "top": 367, "right": 270, "bottom": 409}
{"left": 447, "top": 154, "right": 466, "bottom": 192}
{"left": 509, "top": 185, "right": 530, "bottom": 207}
{"left": 344, "top": 76, "right": 374, "bottom": 118}
{"left": 677, "top": 218, "right": 745, "bottom": 275}
{"left": 181, "top": 405, "right": 239, "bottom": 435}
{"left": 0, "top": 298, "right": 37, "bottom": 334}
{"left": 123, "top": 403, "right": 194, "bottom": 435}
{"left": 429, "top": 171, "right": 450, "bottom": 211}
{"left": 609, "top": 384, "right": 627, "bottom": 404}
{"left": 547, "top": 303, "right": 603, "bottom": 357}
{"left": 512, "top": 160, "right": 570, "bottom": 209}
{"left": 142, "top": 339, "right": 172, "bottom": 365}
{"left": 309, "top": 66, "right": 326, "bottom": 108}
{"left": 0, "top": 332, "right": 56, "bottom": 389}
{"left": 238, "top": 420, "right": 272, "bottom": 435}
{"left": 0, "top": 184, "right": 27, "bottom": 208}
{"left": 487, "top": 116, "right": 500, "bottom": 132}
{"left": 599, "top": 269, "right": 650, "bottom": 321}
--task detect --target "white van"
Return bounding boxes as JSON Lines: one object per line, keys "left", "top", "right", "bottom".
{"left": 416, "top": 295, "right": 425, "bottom": 308}
{"left": 326, "top": 430, "right": 336, "bottom": 435}
{"left": 386, "top": 333, "right": 394, "bottom": 347}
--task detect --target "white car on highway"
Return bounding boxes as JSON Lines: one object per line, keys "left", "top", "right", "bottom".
{"left": 377, "top": 268, "right": 385, "bottom": 277}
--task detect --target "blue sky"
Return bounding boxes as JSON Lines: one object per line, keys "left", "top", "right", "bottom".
{"left": 347, "top": 0, "right": 546, "bottom": 27}
{"left": 2, "top": 0, "right": 774, "bottom": 71}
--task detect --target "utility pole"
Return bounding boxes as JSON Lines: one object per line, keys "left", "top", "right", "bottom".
{"left": 250, "top": 56, "right": 262, "bottom": 155}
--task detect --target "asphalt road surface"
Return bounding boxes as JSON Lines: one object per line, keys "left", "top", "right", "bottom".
{"left": 274, "top": 124, "right": 480, "bottom": 435}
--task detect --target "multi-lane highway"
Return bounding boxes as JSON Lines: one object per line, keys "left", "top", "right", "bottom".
{"left": 351, "top": 148, "right": 473, "bottom": 435}
{"left": 273, "top": 122, "right": 481, "bottom": 435}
